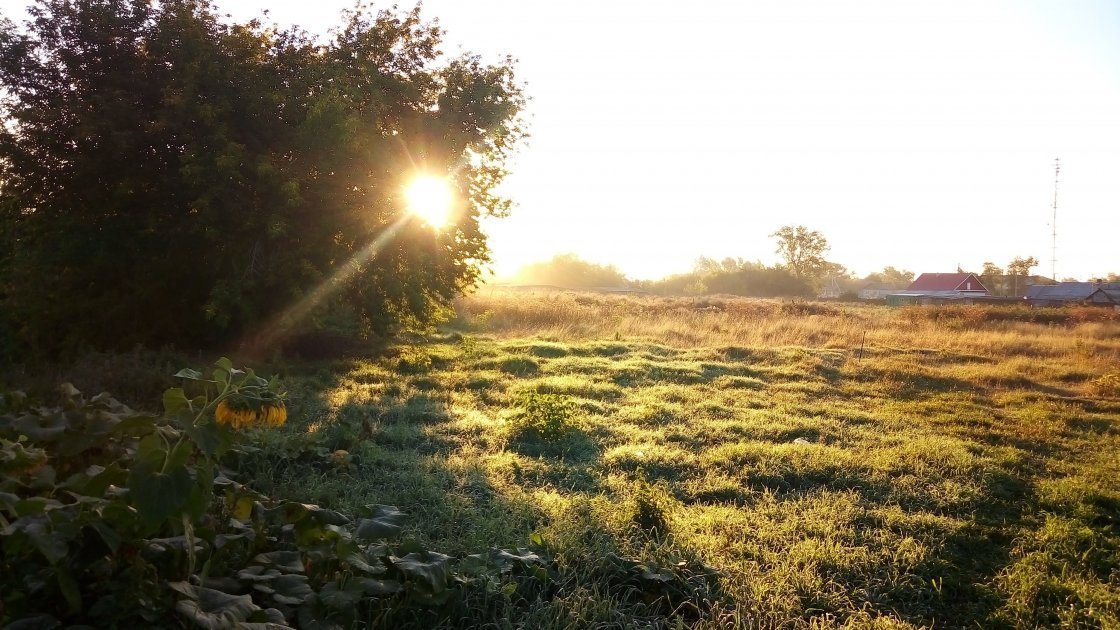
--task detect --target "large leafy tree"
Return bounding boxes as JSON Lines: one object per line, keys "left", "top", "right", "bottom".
{"left": 770, "top": 225, "right": 830, "bottom": 281}
{"left": 0, "top": 0, "right": 523, "bottom": 353}
{"left": 1006, "top": 256, "right": 1039, "bottom": 297}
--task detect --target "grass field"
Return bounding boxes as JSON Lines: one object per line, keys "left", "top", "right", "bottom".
{"left": 181, "top": 294, "right": 1120, "bottom": 626}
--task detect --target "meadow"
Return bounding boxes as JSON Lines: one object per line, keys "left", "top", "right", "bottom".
{"left": 231, "top": 292, "right": 1119, "bottom": 628}
{"left": 6, "top": 292, "right": 1119, "bottom": 628}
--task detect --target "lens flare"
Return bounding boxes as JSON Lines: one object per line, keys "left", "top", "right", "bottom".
{"left": 404, "top": 175, "right": 453, "bottom": 227}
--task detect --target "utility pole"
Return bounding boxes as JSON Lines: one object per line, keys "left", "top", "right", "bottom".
{"left": 1051, "top": 157, "right": 1060, "bottom": 281}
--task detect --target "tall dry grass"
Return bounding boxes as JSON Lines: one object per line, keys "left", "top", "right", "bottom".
{"left": 456, "top": 290, "right": 1120, "bottom": 363}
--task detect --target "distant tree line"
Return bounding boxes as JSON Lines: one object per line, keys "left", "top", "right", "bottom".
{"left": 506, "top": 227, "right": 1120, "bottom": 302}
{"left": 506, "top": 254, "right": 629, "bottom": 289}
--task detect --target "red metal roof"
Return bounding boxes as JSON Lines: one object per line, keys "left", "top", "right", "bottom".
{"left": 906, "top": 273, "right": 988, "bottom": 292}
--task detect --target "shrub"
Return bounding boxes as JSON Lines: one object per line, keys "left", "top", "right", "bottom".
{"left": 508, "top": 392, "right": 579, "bottom": 441}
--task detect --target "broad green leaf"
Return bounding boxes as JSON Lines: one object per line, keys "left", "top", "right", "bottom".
{"left": 213, "top": 368, "right": 229, "bottom": 388}
{"left": 215, "top": 357, "right": 234, "bottom": 371}
{"left": 166, "top": 436, "right": 194, "bottom": 469}
{"left": 0, "top": 390, "right": 28, "bottom": 412}
{"left": 0, "top": 491, "right": 19, "bottom": 512}
{"left": 172, "top": 583, "right": 259, "bottom": 629}
{"left": 305, "top": 504, "right": 350, "bottom": 526}
{"left": 56, "top": 567, "right": 81, "bottom": 612}
{"left": 458, "top": 554, "right": 491, "bottom": 576}
{"left": 184, "top": 421, "right": 232, "bottom": 458}
{"left": 244, "top": 607, "right": 289, "bottom": 625}
{"left": 162, "top": 385, "right": 190, "bottom": 414}
{"left": 14, "top": 497, "right": 64, "bottom": 515}
{"left": 0, "top": 438, "right": 46, "bottom": 475}
{"left": 136, "top": 433, "right": 167, "bottom": 467}
{"left": 129, "top": 461, "right": 193, "bottom": 528}
{"left": 269, "top": 574, "right": 312, "bottom": 605}
{"left": 253, "top": 550, "right": 305, "bottom": 573}
{"left": 174, "top": 369, "right": 205, "bottom": 381}
{"left": 163, "top": 388, "right": 191, "bottom": 414}
{"left": 238, "top": 566, "right": 281, "bottom": 582}
{"left": 61, "top": 461, "right": 127, "bottom": 495}
{"left": 355, "top": 516, "right": 402, "bottom": 541}
{"left": 6, "top": 514, "right": 68, "bottom": 564}
{"left": 317, "top": 580, "right": 362, "bottom": 611}
{"left": 392, "top": 551, "right": 452, "bottom": 593}
{"left": 58, "top": 383, "right": 82, "bottom": 400}
{"left": 354, "top": 577, "right": 402, "bottom": 596}
{"left": 343, "top": 550, "right": 386, "bottom": 575}
{"left": 232, "top": 495, "right": 255, "bottom": 521}
{"left": 4, "top": 614, "right": 62, "bottom": 629}
{"left": 110, "top": 415, "right": 159, "bottom": 436}
{"left": 185, "top": 460, "right": 214, "bottom": 520}
{"left": 90, "top": 520, "right": 122, "bottom": 553}
{"left": 12, "top": 412, "right": 68, "bottom": 441}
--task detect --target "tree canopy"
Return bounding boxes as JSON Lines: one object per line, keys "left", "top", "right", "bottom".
{"left": 509, "top": 254, "right": 630, "bottom": 289}
{"left": 0, "top": 0, "right": 524, "bottom": 355}
{"left": 771, "top": 225, "right": 831, "bottom": 281}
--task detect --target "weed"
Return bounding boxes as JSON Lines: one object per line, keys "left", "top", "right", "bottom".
{"left": 508, "top": 391, "right": 580, "bottom": 441}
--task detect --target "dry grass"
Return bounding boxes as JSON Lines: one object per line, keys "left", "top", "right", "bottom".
{"left": 237, "top": 291, "right": 1120, "bottom": 628}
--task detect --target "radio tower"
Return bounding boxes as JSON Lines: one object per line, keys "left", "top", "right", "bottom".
{"left": 1051, "top": 157, "right": 1060, "bottom": 281}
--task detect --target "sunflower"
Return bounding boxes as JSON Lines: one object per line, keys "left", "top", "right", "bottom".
{"left": 215, "top": 393, "right": 287, "bottom": 429}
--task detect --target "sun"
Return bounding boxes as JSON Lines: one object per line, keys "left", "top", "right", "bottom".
{"left": 403, "top": 175, "right": 453, "bottom": 228}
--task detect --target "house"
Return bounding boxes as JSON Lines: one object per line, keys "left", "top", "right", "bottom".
{"left": 858, "top": 282, "right": 906, "bottom": 300}
{"left": 1025, "top": 282, "right": 1120, "bottom": 307}
{"left": 886, "top": 272, "right": 989, "bottom": 305}
{"left": 818, "top": 277, "right": 843, "bottom": 299}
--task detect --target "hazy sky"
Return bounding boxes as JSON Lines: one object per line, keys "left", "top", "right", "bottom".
{"left": 4, "top": 0, "right": 1118, "bottom": 280}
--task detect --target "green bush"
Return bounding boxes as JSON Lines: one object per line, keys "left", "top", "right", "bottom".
{"left": 507, "top": 392, "right": 579, "bottom": 442}
{"left": 0, "top": 1, "right": 524, "bottom": 355}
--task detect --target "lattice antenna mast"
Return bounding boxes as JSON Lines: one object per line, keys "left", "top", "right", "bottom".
{"left": 1051, "top": 157, "right": 1060, "bottom": 281}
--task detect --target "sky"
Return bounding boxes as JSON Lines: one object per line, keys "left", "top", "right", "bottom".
{"left": 3, "top": 0, "right": 1118, "bottom": 281}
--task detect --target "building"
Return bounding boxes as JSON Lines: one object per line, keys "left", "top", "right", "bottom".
{"left": 818, "top": 277, "right": 843, "bottom": 299}
{"left": 858, "top": 282, "right": 906, "bottom": 300}
{"left": 886, "top": 273, "right": 990, "bottom": 305}
{"left": 1025, "top": 282, "right": 1120, "bottom": 307}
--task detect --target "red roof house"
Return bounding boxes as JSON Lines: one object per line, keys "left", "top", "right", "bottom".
{"left": 904, "top": 273, "right": 989, "bottom": 295}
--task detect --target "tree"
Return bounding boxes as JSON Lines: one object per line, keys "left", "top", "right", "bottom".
{"left": 878, "top": 266, "right": 914, "bottom": 286}
{"left": 511, "top": 254, "right": 629, "bottom": 289}
{"left": 980, "top": 262, "right": 1005, "bottom": 296}
{"left": 771, "top": 225, "right": 830, "bottom": 281}
{"left": 1006, "top": 256, "right": 1039, "bottom": 298}
{"left": 0, "top": 0, "right": 524, "bottom": 354}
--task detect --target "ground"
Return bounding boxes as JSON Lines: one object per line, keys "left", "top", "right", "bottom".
{"left": 141, "top": 295, "right": 1120, "bottom": 626}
